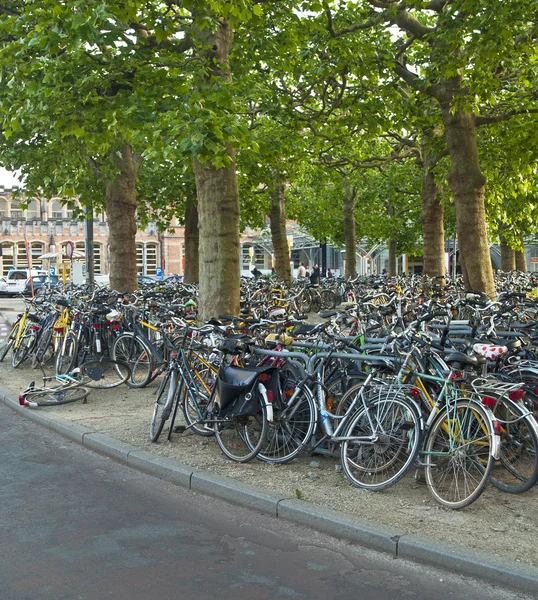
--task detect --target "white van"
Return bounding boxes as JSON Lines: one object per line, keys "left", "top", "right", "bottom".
{"left": 0, "top": 269, "right": 47, "bottom": 296}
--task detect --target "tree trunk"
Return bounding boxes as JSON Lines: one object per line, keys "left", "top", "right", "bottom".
{"left": 193, "top": 19, "right": 240, "bottom": 320}
{"left": 183, "top": 191, "right": 199, "bottom": 284}
{"left": 421, "top": 168, "right": 445, "bottom": 282}
{"left": 105, "top": 143, "right": 140, "bottom": 293}
{"left": 343, "top": 188, "right": 357, "bottom": 279}
{"left": 499, "top": 226, "right": 516, "bottom": 272}
{"left": 269, "top": 181, "right": 291, "bottom": 283}
{"left": 515, "top": 236, "right": 527, "bottom": 272}
{"left": 388, "top": 239, "right": 397, "bottom": 277}
{"left": 441, "top": 103, "right": 495, "bottom": 297}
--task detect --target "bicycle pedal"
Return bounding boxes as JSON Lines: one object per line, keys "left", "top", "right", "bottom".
{"left": 173, "top": 426, "right": 186, "bottom": 434}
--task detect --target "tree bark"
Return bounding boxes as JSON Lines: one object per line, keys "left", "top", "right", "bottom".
{"left": 499, "top": 226, "right": 516, "bottom": 272}
{"left": 515, "top": 236, "right": 527, "bottom": 272}
{"left": 193, "top": 19, "right": 240, "bottom": 320}
{"left": 441, "top": 102, "right": 495, "bottom": 297}
{"left": 105, "top": 143, "right": 141, "bottom": 293}
{"left": 421, "top": 167, "right": 445, "bottom": 282}
{"left": 269, "top": 181, "right": 291, "bottom": 283}
{"left": 183, "top": 191, "right": 199, "bottom": 284}
{"left": 343, "top": 187, "right": 357, "bottom": 279}
{"left": 388, "top": 239, "right": 397, "bottom": 277}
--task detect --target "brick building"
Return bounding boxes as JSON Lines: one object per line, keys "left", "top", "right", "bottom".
{"left": 0, "top": 189, "right": 186, "bottom": 276}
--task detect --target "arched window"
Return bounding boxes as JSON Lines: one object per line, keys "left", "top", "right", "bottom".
{"left": 51, "top": 200, "right": 63, "bottom": 219}
{"left": 11, "top": 200, "right": 23, "bottom": 219}
{"left": 136, "top": 242, "right": 144, "bottom": 274}
{"left": 1, "top": 242, "right": 14, "bottom": 274}
{"left": 0, "top": 198, "right": 9, "bottom": 217}
{"left": 26, "top": 199, "right": 40, "bottom": 219}
{"left": 136, "top": 242, "right": 159, "bottom": 275}
{"left": 16, "top": 241, "right": 27, "bottom": 268}
{"left": 145, "top": 243, "right": 158, "bottom": 275}
{"left": 31, "top": 242, "right": 45, "bottom": 269}
{"left": 94, "top": 243, "right": 102, "bottom": 274}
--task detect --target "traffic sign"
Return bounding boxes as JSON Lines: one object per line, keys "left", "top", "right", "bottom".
{"left": 49, "top": 266, "right": 56, "bottom": 276}
{"left": 156, "top": 267, "right": 163, "bottom": 280}
{"left": 65, "top": 241, "right": 74, "bottom": 259}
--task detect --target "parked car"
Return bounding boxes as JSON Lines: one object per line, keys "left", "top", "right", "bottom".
{"left": 163, "top": 274, "right": 183, "bottom": 284}
{"left": 23, "top": 275, "right": 61, "bottom": 296}
{"left": 0, "top": 269, "right": 47, "bottom": 296}
{"left": 137, "top": 275, "right": 155, "bottom": 286}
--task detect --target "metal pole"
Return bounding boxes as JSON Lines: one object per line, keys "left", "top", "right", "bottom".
{"left": 452, "top": 234, "right": 458, "bottom": 279}
{"left": 85, "top": 204, "right": 95, "bottom": 288}
{"left": 320, "top": 238, "right": 327, "bottom": 277}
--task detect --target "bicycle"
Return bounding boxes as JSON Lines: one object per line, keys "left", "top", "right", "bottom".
{"left": 20, "top": 358, "right": 132, "bottom": 407}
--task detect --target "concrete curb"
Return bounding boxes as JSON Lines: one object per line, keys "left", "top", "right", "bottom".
{"left": 1, "top": 384, "right": 537, "bottom": 594}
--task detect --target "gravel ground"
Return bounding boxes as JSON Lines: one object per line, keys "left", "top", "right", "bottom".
{"left": 1, "top": 356, "right": 537, "bottom": 569}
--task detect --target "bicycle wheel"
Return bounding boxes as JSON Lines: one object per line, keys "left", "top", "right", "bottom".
{"left": 424, "top": 399, "right": 495, "bottom": 509}
{"left": 32, "top": 325, "right": 53, "bottom": 368}
{"left": 149, "top": 369, "right": 174, "bottom": 442}
{"left": 340, "top": 393, "right": 421, "bottom": 491}
{"left": 489, "top": 399, "right": 538, "bottom": 494}
{"left": 182, "top": 365, "right": 216, "bottom": 437}
{"left": 55, "top": 331, "right": 79, "bottom": 375}
{"left": 78, "top": 359, "right": 131, "bottom": 389}
{"left": 23, "top": 385, "right": 90, "bottom": 407}
{"left": 12, "top": 330, "right": 37, "bottom": 368}
{"left": 112, "top": 333, "right": 153, "bottom": 388}
{"left": 321, "top": 289, "right": 337, "bottom": 309}
{"left": 256, "top": 374, "right": 317, "bottom": 464}
{"left": 215, "top": 399, "right": 268, "bottom": 463}
{"left": 0, "top": 339, "right": 13, "bottom": 362}
{"left": 0, "top": 321, "right": 18, "bottom": 362}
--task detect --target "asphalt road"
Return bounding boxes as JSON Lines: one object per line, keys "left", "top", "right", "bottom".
{"left": 0, "top": 295, "right": 26, "bottom": 315}
{"left": 0, "top": 403, "right": 530, "bottom": 600}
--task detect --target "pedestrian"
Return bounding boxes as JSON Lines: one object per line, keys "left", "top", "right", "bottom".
{"left": 310, "top": 264, "right": 320, "bottom": 285}
{"left": 251, "top": 266, "right": 262, "bottom": 279}
{"left": 297, "top": 261, "right": 306, "bottom": 278}
{"left": 327, "top": 268, "right": 333, "bottom": 278}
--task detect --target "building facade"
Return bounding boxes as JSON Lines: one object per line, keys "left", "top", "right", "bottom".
{"left": 0, "top": 189, "right": 186, "bottom": 277}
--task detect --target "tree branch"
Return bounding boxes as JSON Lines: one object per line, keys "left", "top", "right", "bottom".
{"left": 475, "top": 108, "right": 538, "bottom": 127}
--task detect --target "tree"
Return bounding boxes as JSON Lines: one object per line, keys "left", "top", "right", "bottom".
{"left": 321, "top": 0, "right": 538, "bottom": 296}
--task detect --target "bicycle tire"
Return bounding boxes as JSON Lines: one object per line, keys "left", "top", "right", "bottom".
{"left": 0, "top": 321, "right": 18, "bottom": 362}
{"left": 340, "top": 393, "right": 421, "bottom": 491}
{"left": 182, "top": 362, "right": 216, "bottom": 437}
{"left": 112, "top": 333, "right": 153, "bottom": 388}
{"left": 23, "top": 385, "right": 90, "bottom": 407}
{"left": 78, "top": 359, "right": 131, "bottom": 389}
{"left": 256, "top": 373, "right": 317, "bottom": 464}
{"left": 321, "top": 289, "right": 337, "bottom": 309}
{"left": 0, "top": 339, "right": 13, "bottom": 362}
{"left": 424, "top": 399, "right": 495, "bottom": 509}
{"left": 12, "top": 330, "right": 36, "bottom": 368}
{"left": 489, "top": 398, "right": 538, "bottom": 494}
{"left": 149, "top": 369, "right": 174, "bottom": 442}
{"left": 55, "top": 331, "right": 79, "bottom": 375}
{"left": 215, "top": 397, "right": 268, "bottom": 463}
{"left": 32, "top": 325, "right": 53, "bottom": 368}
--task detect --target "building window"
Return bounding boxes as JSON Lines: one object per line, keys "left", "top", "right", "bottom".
{"left": 26, "top": 199, "right": 40, "bottom": 219}
{"left": 31, "top": 242, "right": 45, "bottom": 268}
{"left": 0, "top": 198, "right": 9, "bottom": 217}
{"left": 1, "top": 242, "right": 14, "bottom": 275}
{"left": 51, "top": 200, "right": 63, "bottom": 219}
{"left": 16, "top": 242, "right": 28, "bottom": 268}
{"left": 136, "top": 242, "right": 159, "bottom": 276}
{"left": 145, "top": 243, "right": 158, "bottom": 275}
{"left": 94, "top": 243, "right": 102, "bottom": 274}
